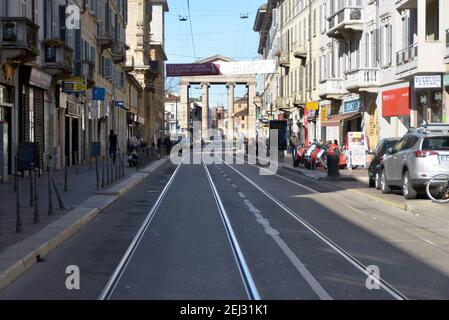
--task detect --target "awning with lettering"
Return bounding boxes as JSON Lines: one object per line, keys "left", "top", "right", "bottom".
{"left": 321, "top": 112, "right": 361, "bottom": 127}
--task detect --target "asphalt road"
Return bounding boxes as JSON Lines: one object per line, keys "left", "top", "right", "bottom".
{"left": 1, "top": 153, "right": 449, "bottom": 300}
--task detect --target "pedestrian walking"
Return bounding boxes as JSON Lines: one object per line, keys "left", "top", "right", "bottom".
{"left": 289, "top": 133, "right": 299, "bottom": 158}
{"left": 109, "top": 130, "right": 118, "bottom": 164}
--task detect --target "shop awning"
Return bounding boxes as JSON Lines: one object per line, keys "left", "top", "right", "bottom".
{"left": 321, "top": 112, "right": 361, "bottom": 127}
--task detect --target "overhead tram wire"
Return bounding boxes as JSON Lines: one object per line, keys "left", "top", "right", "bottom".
{"left": 186, "top": 0, "right": 198, "bottom": 61}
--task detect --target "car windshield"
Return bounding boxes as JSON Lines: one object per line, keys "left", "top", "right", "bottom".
{"left": 422, "top": 137, "right": 449, "bottom": 150}
{"left": 379, "top": 140, "right": 399, "bottom": 154}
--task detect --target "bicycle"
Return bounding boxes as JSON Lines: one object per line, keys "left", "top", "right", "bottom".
{"left": 426, "top": 174, "right": 449, "bottom": 204}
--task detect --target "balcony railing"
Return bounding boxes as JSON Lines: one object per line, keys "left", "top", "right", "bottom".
{"left": 396, "top": 43, "right": 418, "bottom": 66}
{"left": 42, "top": 39, "right": 74, "bottom": 75}
{"left": 278, "top": 52, "right": 290, "bottom": 68}
{"left": 345, "top": 68, "right": 378, "bottom": 91}
{"left": 319, "top": 78, "right": 347, "bottom": 98}
{"left": 292, "top": 41, "right": 306, "bottom": 60}
{"left": 97, "top": 26, "right": 114, "bottom": 51}
{"left": 0, "top": 17, "right": 39, "bottom": 62}
{"left": 111, "top": 43, "right": 126, "bottom": 64}
{"left": 327, "top": 2, "right": 363, "bottom": 39}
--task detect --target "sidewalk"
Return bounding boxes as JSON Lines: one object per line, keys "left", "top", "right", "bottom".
{"left": 0, "top": 156, "right": 169, "bottom": 290}
{"left": 279, "top": 154, "right": 449, "bottom": 223}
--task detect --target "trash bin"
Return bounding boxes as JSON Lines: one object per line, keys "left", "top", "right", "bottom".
{"left": 327, "top": 154, "right": 340, "bottom": 179}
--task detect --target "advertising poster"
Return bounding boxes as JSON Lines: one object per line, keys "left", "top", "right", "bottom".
{"left": 347, "top": 132, "right": 368, "bottom": 167}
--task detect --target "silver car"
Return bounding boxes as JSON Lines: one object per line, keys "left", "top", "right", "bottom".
{"left": 380, "top": 124, "right": 449, "bottom": 199}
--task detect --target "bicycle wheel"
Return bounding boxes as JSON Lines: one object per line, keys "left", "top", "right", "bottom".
{"left": 426, "top": 175, "right": 449, "bottom": 204}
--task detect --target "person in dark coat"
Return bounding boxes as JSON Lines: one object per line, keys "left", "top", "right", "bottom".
{"left": 109, "top": 129, "right": 118, "bottom": 163}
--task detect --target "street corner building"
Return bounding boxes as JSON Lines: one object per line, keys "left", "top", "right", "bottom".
{"left": 253, "top": 0, "right": 449, "bottom": 150}
{"left": 0, "top": 0, "right": 168, "bottom": 182}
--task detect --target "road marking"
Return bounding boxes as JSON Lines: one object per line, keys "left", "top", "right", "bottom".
{"left": 221, "top": 160, "right": 408, "bottom": 301}
{"left": 231, "top": 184, "right": 238, "bottom": 189}
{"left": 241, "top": 198, "right": 333, "bottom": 300}
{"left": 238, "top": 192, "right": 246, "bottom": 199}
{"left": 99, "top": 162, "right": 183, "bottom": 300}
{"left": 203, "top": 162, "right": 261, "bottom": 300}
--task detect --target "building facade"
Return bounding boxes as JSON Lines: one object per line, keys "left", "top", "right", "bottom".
{"left": 255, "top": 0, "right": 449, "bottom": 150}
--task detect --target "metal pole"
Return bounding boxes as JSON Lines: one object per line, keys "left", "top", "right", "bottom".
{"left": 75, "top": 150, "right": 79, "bottom": 175}
{"left": 13, "top": 155, "right": 18, "bottom": 192}
{"left": 34, "top": 167, "right": 39, "bottom": 224}
{"left": 106, "top": 153, "right": 110, "bottom": 185}
{"left": 64, "top": 156, "right": 68, "bottom": 192}
{"left": 52, "top": 175, "right": 66, "bottom": 209}
{"left": 30, "top": 162, "right": 34, "bottom": 207}
{"left": 95, "top": 156, "right": 99, "bottom": 189}
{"left": 16, "top": 171, "right": 22, "bottom": 233}
{"left": 48, "top": 162, "right": 54, "bottom": 216}
{"left": 101, "top": 154, "right": 105, "bottom": 188}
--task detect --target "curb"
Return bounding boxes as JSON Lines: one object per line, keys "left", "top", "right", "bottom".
{"left": 0, "top": 158, "right": 168, "bottom": 291}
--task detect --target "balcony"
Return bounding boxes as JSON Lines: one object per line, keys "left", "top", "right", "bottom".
{"left": 42, "top": 39, "right": 74, "bottom": 76}
{"left": 327, "top": 4, "right": 363, "bottom": 39}
{"left": 0, "top": 17, "right": 39, "bottom": 63}
{"left": 345, "top": 68, "right": 378, "bottom": 92}
{"left": 292, "top": 92, "right": 304, "bottom": 106}
{"left": 396, "top": 42, "right": 445, "bottom": 79}
{"left": 124, "top": 54, "right": 135, "bottom": 72}
{"left": 395, "top": 0, "right": 416, "bottom": 10}
{"left": 292, "top": 42, "right": 306, "bottom": 61}
{"left": 111, "top": 43, "right": 126, "bottom": 64}
{"left": 80, "top": 61, "right": 95, "bottom": 87}
{"left": 319, "top": 78, "right": 347, "bottom": 99}
{"left": 278, "top": 52, "right": 290, "bottom": 68}
{"left": 275, "top": 97, "right": 285, "bottom": 109}
{"left": 97, "top": 27, "right": 113, "bottom": 51}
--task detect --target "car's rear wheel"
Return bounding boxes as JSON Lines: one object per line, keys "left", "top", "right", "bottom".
{"left": 403, "top": 171, "right": 418, "bottom": 200}
{"left": 381, "top": 169, "right": 392, "bottom": 194}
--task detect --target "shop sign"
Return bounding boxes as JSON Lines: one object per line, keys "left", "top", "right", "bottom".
{"left": 382, "top": 87, "right": 410, "bottom": 117}
{"left": 62, "top": 77, "right": 86, "bottom": 94}
{"left": 444, "top": 74, "right": 449, "bottom": 87}
{"left": 414, "top": 75, "right": 441, "bottom": 89}
{"left": 29, "top": 68, "right": 53, "bottom": 91}
{"left": 344, "top": 99, "right": 361, "bottom": 113}
{"left": 306, "top": 101, "right": 319, "bottom": 111}
{"left": 320, "top": 105, "right": 328, "bottom": 122}
{"left": 308, "top": 109, "right": 317, "bottom": 119}
{"left": 67, "top": 102, "right": 80, "bottom": 116}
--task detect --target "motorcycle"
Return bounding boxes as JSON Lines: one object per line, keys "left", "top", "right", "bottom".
{"left": 316, "top": 144, "right": 329, "bottom": 171}
{"left": 304, "top": 143, "right": 320, "bottom": 170}
{"left": 293, "top": 144, "right": 307, "bottom": 167}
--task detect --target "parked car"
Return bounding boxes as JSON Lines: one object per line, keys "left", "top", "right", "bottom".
{"left": 367, "top": 138, "right": 400, "bottom": 189}
{"left": 380, "top": 124, "right": 449, "bottom": 199}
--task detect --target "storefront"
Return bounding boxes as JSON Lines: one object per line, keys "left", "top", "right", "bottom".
{"left": 0, "top": 84, "right": 13, "bottom": 181}
{"left": 413, "top": 75, "right": 444, "bottom": 126}
{"left": 18, "top": 66, "right": 49, "bottom": 170}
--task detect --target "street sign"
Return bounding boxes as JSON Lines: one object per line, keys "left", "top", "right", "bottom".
{"left": 113, "top": 101, "right": 125, "bottom": 109}
{"left": 62, "top": 77, "right": 86, "bottom": 94}
{"left": 92, "top": 87, "right": 106, "bottom": 101}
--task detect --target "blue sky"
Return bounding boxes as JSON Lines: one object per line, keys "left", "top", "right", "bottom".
{"left": 165, "top": 0, "right": 265, "bottom": 107}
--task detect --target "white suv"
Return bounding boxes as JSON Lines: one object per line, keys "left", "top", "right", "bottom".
{"left": 380, "top": 124, "right": 449, "bottom": 199}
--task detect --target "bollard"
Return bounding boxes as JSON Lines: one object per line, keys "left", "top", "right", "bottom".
{"left": 16, "top": 172, "right": 22, "bottom": 233}
{"left": 95, "top": 156, "right": 99, "bottom": 190}
{"left": 101, "top": 155, "right": 105, "bottom": 188}
{"left": 51, "top": 175, "right": 66, "bottom": 209}
{"left": 64, "top": 156, "right": 68, "bottom": 192}
{"left": 48, "top": 164, "right": 54, "bottom": 216}
{"left": 30, "top": 162, "right": 34, "bottom": 207}
{"left": 75, "top": 151, "right": 79, "bottom": 175}
{"left": 106, "top": 154, "right": 110, "bottom": 185}
{"left": 34, "top": 167, "right": 40, "bottom": 224}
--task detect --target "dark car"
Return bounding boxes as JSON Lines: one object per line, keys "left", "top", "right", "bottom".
{"left": 368, "top": 138, "right": 400, "bottom": 189}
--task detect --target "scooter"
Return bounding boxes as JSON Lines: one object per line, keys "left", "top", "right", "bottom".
{"left": 316, "top": 144, "right": 329, "bottom": 171}
{"left": 304, "top": 143, "right": 319, "bottom": 170}
{"left": 293, "top": 144, "right": 307, "bottom": 167}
